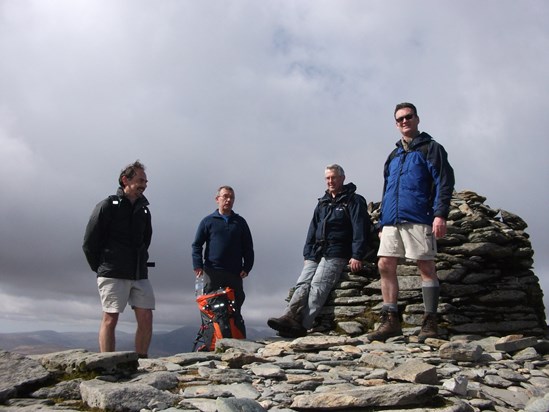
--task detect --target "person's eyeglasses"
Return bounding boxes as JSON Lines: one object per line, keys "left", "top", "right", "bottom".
{"left": 395, "top": 114, "right": 415, "bottom": 123}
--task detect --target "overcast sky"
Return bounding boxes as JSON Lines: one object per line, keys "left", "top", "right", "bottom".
{"left": 1, "top": 0, "right": 548, "bottom": 335}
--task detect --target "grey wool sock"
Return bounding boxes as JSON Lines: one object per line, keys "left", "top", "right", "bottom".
{"left": 382, "top": 303, "right": 399, "bottom": 313}
{"left": 422, "top": 280, "right": 440, "bottom": 314}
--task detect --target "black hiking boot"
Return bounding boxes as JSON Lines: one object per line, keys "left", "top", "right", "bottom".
{"left": 268, "top": 315, "right": 307, "bottom": 338}
{"left": 367, "top": 310, "right": 402, "bottom": 342}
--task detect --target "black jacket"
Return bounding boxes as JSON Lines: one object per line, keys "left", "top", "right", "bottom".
{"left": 83, "top": 188, "right": 152, "bottom": 279}
{"left": 303, "top": 183, "right": 370, "bottom": 261}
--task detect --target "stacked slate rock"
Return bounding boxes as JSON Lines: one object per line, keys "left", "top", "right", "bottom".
{"left": 314, "top": 190, "right": 547, "bottom": 338}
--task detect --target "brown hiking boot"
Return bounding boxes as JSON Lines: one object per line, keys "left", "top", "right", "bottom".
{"left": 418, "top": 313, "right": 438, "bottom": 342}
{"left": 267, "top": 315, "right": 307, "bottom": 338}
{"left": 367, "top": 310, "right": 402, "bottom": 342}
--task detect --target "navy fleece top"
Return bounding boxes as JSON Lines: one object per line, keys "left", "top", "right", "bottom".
{"left": 192, "top": 210, "right": 254, "bottom": 275}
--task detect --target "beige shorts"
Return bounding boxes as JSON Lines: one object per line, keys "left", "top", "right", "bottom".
{"left": 377, "top": 223, "right": 436, "bottom": 261}
{"left": 97, "top": 277, "right": 155, "bottom": 313}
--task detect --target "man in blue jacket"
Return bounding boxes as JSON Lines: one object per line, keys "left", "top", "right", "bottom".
{"left": 268, "top": 164, "right": 370, "bottom": 338}
{"left": 192, "top": 186, "right": 254, "bottom": 337}
{"left": 368, "top": 102, "right": 455, "bottom": 342}
{"left": 83, "top": 161, "right": 154, "bottom": 358}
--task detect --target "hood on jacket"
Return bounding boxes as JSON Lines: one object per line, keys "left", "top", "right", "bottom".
{"left": 319, "top": 182, "right": 357, "bottom": 203}
{"left": 395, "top": 131, "right": 433, "bottom": 152}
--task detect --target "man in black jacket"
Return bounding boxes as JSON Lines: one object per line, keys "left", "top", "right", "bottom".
{"left": 268, "top": 164, "right": 370, "bottom": 338}
{"left": 83, "top": 161, "right": 154, "bottom": 358}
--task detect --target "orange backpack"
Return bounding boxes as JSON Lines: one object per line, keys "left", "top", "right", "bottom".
{"left": 192, "top": 287, "right": 245, "bottom": 352}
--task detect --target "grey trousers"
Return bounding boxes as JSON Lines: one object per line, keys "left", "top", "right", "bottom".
{"left": 284, "top": 257, "right": 347, "bottom": 329}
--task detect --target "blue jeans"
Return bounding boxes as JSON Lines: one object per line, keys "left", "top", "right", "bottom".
{"left": 284, "top": 257, "right": 348, "bottom": 329}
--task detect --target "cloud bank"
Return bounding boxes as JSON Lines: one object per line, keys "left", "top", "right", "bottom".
{"left": 0, "top": 0, "right": 547, "bottom": 334}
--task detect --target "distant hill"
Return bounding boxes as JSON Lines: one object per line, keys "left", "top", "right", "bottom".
{"left": 0, "top": 325, "right": 273, "bottom": 357}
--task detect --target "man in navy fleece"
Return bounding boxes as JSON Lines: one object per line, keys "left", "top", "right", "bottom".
{"left": 192, "top": 186, "right": 254, "bottom": 337}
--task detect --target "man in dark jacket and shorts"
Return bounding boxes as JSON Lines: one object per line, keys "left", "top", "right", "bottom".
{"left": 368, "top": 103, "right": 455, "bottom": 342}
{"left": 192, "top": 186, "right": 254, "bottom": 337}
{"left": 83, "top": 160, "right": 154, "bottom": 358}
{"left": 268, "top": 164, "right": 370, "bottom": 338}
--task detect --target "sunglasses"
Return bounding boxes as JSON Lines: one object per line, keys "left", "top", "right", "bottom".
{"left": 395, "top": 114, "right": 415, "bottom": 123}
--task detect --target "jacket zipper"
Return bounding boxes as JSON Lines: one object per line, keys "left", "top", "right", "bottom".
{"left": 395, "top": 151, "right": 407, "bottom": 224}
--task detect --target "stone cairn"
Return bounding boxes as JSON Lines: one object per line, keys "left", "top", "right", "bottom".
{"left": 315, "top": 189, "right": 546, "bottom": 338}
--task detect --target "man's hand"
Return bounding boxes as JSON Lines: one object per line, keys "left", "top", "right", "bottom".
{"left": 194, "top": 268, "right": 203, "bottom": 277}
{"left": 349, "top": 258, "right": 363, "bottom": 273}
{"left": 240, "top": 271, "right": 248, "bottom": 278}
{"left": 433, "top": 217, "right": 447, "bottom": 238}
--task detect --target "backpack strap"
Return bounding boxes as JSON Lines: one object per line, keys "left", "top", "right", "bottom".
{"left": 103, "top": 195, "right": 122, "bottom": 236}
{"left": 108, "top": 194, "right": 121, "bottom": 207}
{"left": 339, "top": 193, "right": 355, "bottom": 221}
{"left": 416, "top": 141, "right": 430, "bottom": 158}
{"left": 388, "top": 141, "right": 430, "bottom": 163}
{"left": 387, "top": 147, "right": 399, "bottom": 164}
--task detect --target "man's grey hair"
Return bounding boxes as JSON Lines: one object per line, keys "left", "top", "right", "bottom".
{"left": 216, "top": 185, "right": 234, "bottom": 196}
{"left": 325, "top": 164, "right": 345, "bottom": 176}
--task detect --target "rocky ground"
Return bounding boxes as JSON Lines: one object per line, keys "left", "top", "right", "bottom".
{"left": 1, "top": 332, "right": 549, "bottom": 412}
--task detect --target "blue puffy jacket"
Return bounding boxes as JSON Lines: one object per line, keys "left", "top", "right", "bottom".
{"left": 379, "top": 132, "right": 455, "bottom": 227}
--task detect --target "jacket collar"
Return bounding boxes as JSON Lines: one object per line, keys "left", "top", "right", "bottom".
{"left": 210, "top": 209, "right": 236, "bottom": 219}
{"left": 116, "top": 187, "right": 150, "bottom": 207}
{"left": 395, "top": 131, "right": 432, "bottom": 151}
{"left": 320, "top": 182, "right": 357, "bottom": 204}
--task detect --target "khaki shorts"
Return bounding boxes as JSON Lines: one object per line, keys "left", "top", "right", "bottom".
{"left": 97, "top": 277, "right": 155, "bottom": 313}
{"left": 377, "top": 223, "right": 436, "bottom": 261}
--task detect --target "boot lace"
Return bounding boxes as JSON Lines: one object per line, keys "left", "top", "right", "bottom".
{"left": 421, "top": 313, "right": 437, "bottom": 333}
{"left": 378, "top": 310, "right": 390, "bottom": 327}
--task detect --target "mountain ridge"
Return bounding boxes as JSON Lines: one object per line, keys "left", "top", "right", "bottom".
{"left": 0, "top": 326, "right": 271, "bottom": 357}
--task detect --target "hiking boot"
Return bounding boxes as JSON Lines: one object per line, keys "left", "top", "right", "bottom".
{"left": 418, "top": 313, "right": 438, "bottom": 343}
{"left": 268, "top": 315, "right": 307, "bottom": 338}
{"left": 367, "top": 310, "right": 402, "bottom": 342}
{"left": 276, "top": 327, "right": 307, "bottom": 338}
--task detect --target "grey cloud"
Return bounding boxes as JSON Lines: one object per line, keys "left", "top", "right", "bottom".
{"left": 0, "top": 0, "right": 547, "bottom": 334}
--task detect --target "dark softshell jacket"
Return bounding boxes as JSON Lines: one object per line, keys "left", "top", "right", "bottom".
{"left": 303, "top": 183, "right": 370, "bottom": 261}
{"left": 83, "top": 188, "right": 152, "bottom": 279}
{"left": 379, "top": 132, "right": 455, "bottom": 227}
{"left": 192, "top": 210, "right": 254, "bottom": 275}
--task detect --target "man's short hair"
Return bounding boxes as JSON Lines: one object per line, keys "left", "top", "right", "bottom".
{"left": 216, "top": 185, "right": 234, "bottom": 196}
{"left": 325, "top": 164, "right": 345, "bottom": 176}
{"left": 394, "top": 102, "right": 418, "bottom": 118}
{"left": 119, "top": 160, "right": 146, "bottom": 187}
